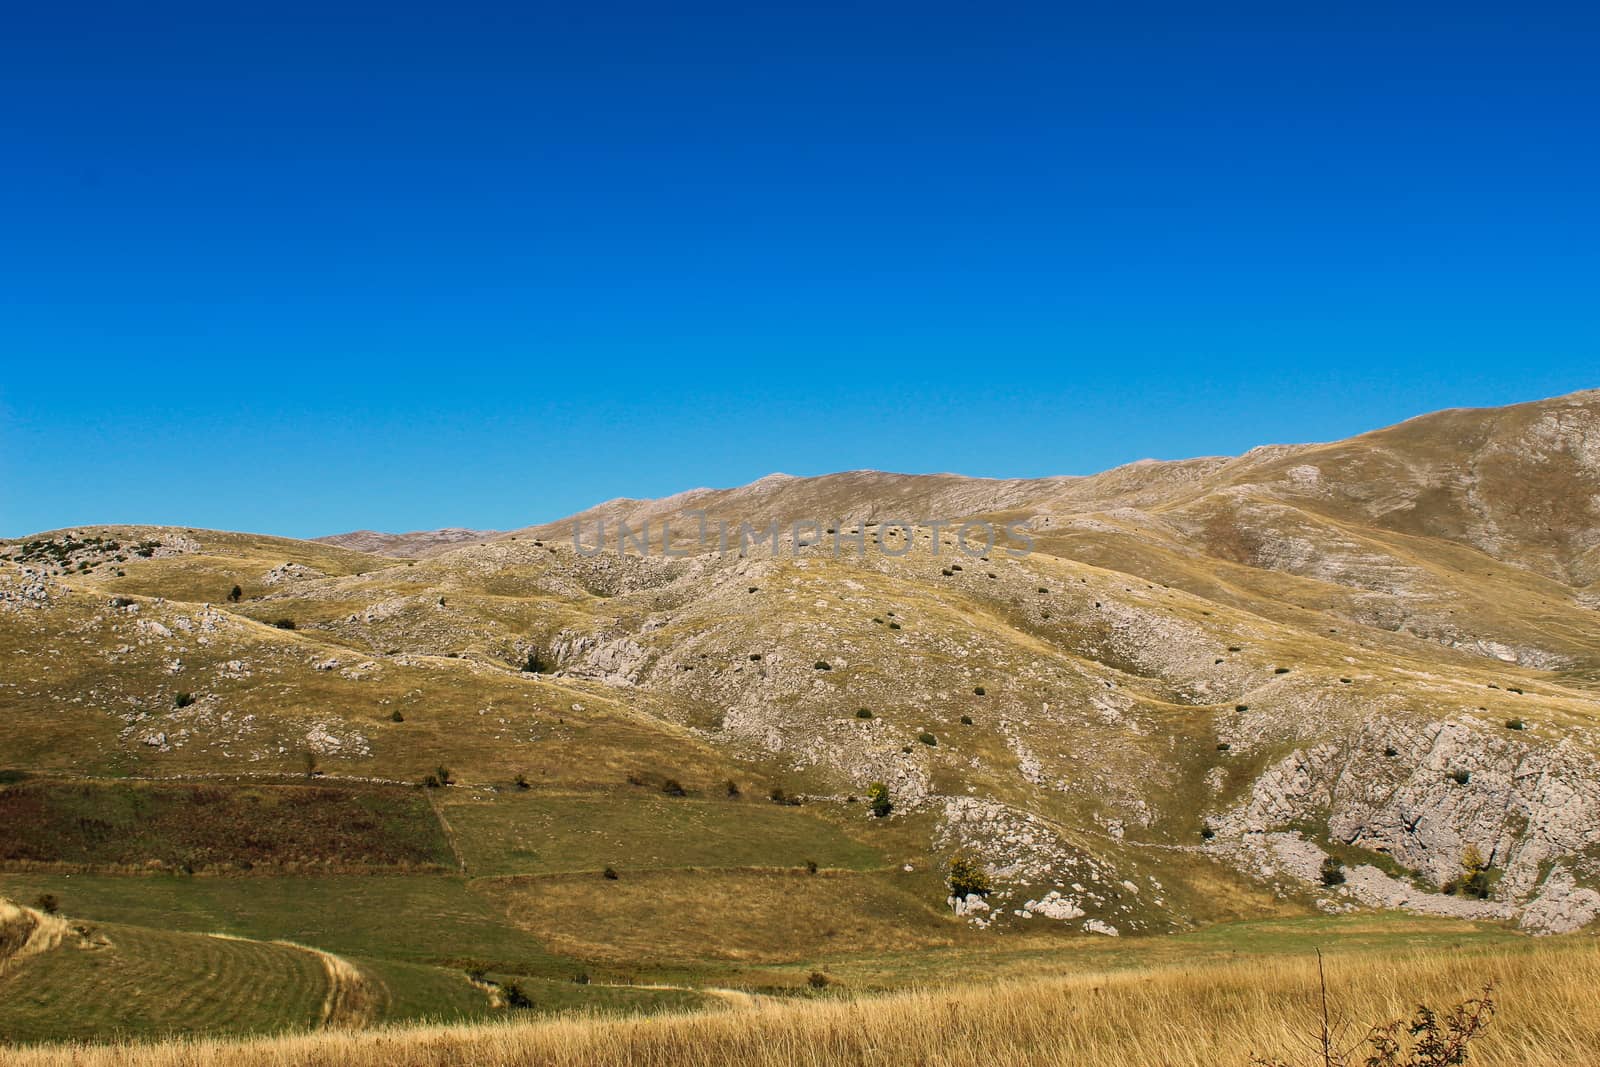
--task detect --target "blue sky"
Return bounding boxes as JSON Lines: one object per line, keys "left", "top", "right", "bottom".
{"left": 3, "top": 3, "right": 1597, "bottom": 538}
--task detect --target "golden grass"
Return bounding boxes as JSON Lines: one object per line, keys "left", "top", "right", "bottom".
{"left": 5, "top": 940, "right": 1598, "bottom": 1067}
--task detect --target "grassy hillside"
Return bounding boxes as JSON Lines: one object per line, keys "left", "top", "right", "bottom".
{"left": 3, "top": 391, "right": 1600, "bottom": 1050}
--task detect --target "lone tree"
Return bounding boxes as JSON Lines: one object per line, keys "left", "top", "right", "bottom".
{"left": 947, "top": 854, "right": 991, "bottom": 900}
{"left": 866, "top": 781, "right": 892, "bottom": 818}
{"left": 1447, "top": 844, "right": 1493, "bottom": 899}
{"left": 227, "top": 584, "right": 242, "bottom": 603}
{"left": 1320, "top": 856, "right": 1346, "bottom": 886}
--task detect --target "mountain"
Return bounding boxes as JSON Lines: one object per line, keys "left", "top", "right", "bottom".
{"left": 4, "top": 389, "right": 1600, "bottom": 1043}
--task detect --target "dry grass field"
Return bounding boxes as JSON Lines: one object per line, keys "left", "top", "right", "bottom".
{"left": 4, "top": 939, "right": 1597, "bottom": 1067}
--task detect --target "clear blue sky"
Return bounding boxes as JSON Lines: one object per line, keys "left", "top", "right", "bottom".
{"left": 3, "top": 3, "right": 1596, "bottom": 538}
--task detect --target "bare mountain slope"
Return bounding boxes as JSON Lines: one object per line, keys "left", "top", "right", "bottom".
{"left": 5, "top": 389, "right": 1600, "bottom": 957}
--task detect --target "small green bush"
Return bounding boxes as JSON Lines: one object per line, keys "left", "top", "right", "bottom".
{"left": 807, "top": 971, "right": 830, "bottom": 989}
{"left": 814, "top": 660, "right": 831, "bottom": 670}
{"left": 866, "top": 781, "right": 892, "bottom": 818}
{"left": 1505, "top": 719, "right": 1526, "bottom": 730}
{"left": 273, "top": 618, "right": 296, "bottom": 630}
{"left": 960, "top": 714, "right": 973, "bottom": 725}
{"left": 390, "top": 710, "right": 405, "bottom": 723}
{"left": 174, "top": 692, "right": 195, "bottom": 708}
{"left": 661, "top": 778, "right": 687, "bottom": 797}
{"left": 918, "top": 732, "right": 937, "bottom": 746}
{"left": 602, "top": 866, "right": 619, "bottom": 880}
{"left": 855, "top": 708, "right": 873, "bottom": 719}
{"left": 33, "top": 893, "right": 59, "bottom": 915}
{"left": 1320, "top": 856, "right": 1346, "bottom": 886}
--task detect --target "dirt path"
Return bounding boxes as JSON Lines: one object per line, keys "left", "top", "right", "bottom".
{"left": 598, "top": 980, "right": 762, "bottom": 1009}
{"left": 425, "top": 789, "right": 469, "bottom": 874}
{"left": 0, "top": 898, "right": 72, "bottom": 977}
{"left": 275, "top": 942, "right": 379, "bottom": 1029}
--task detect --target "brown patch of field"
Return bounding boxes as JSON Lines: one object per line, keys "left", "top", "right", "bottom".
{"left": 487, "top": 868, "right": 955, "bottom": 964}
{"left": 0, "top": 780, "right": 453, "bottom": 872}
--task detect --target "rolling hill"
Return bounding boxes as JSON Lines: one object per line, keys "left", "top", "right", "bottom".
{"left": 4, "top": 388, "right": 1600, "bottom": 1046}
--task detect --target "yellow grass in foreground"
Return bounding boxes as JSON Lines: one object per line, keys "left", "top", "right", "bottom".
{"left": 5, "top": 941, "right": 1599, "bottom": 1067}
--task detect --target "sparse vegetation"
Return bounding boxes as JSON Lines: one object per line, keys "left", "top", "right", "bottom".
{"left": 174, "top": 692, "right": 196, "bottom": 708}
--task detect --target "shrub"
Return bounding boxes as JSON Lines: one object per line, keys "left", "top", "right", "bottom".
{"left": 390, "top": 710, "right": 405, "bottom": 723}
{"left": 602, "top": 866, "right": 619, "bottom": 880}
{"left": 522, "top": 652, "right": 548, "bottom": 673}
{"left": 888, "top": 622, "right": 901, "bottom": 630}
{"left": 918, "top": 732, "right": 937, "bottom": 746}
{"left": 960, "top": 714, "right": 973, "bottom": 725}
{"left": 855, "top": 708, "right": 873, "bottom": 719}
{"left": 1505, "top": 718, "right": 1525, "bottom": 730}
{"left": 807, "top": 971, "right": 830, "bottom": 989}
{"left": 227, "top": 585, "right": 242, "bottom": 603}
{"left": 1254, "top": 959, "right": 1494, "bottom": 1067}
{"left": 1384, "top": 746, "right": 1399, "bottom": 757}
{"left": 947, "top": 853, "right": 991, "bottom": 899}
{"left": 33, "top": 893, "right": 59, "bottom": 915}
{"left": 1274, "top": 667, "right": 1290, "bottom": 674}
{"left": 725, "top": 779, "right": 741, "bottom": 797}
{"left": 503, "top": 981, "right": 534, "bottom": 1009}
{"left": 422, "top": 774, "right": 441, "bottom": 788}
{"left": 514, "top": 773, "right": 530, "bottom": 790}
{"left": 813, "top": 660, "right": 831, "bottom": 670}
{"left": 1200, "top": 827, "right": 1216, "bottom": 840}
{"left": 1444, "top": 845, "right": 1492, "bottom": 899}
{"left": 435, "top": 766, "right": 453, "bottom": 786}
{"left": 661, "top": 778, "right": 687, "bottom": 797}
{"left": 274, "top": 618, "right": 296, "bottom": 630}
{"left": 973, "top": 686, "right": 985, "bottom": 696}
{"left": 302, "top": 751, "right": 319, "bottom": 778}
{"left": 768, "top": 786, "right": 787, "bottom": 804}
{"left": 572, "top": 971, "right": 590, "bottom": 985}
{"left": 174, "top": 692, "right": 195, "bottom": 708}
{"left": 866, "top": 781, "right": 892, "bottom": 818}
{"left": 1448, "top": 768, "right": 1470, "bottom": 785}
{"left": 1320, "top": 857, "right": 1346, "bottom": 886}
{"left": 805, "top": 859, "right": 819, "bottom": 875}
{"left": 1216, "top": 742, "right": 1231, "bottom": 751}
